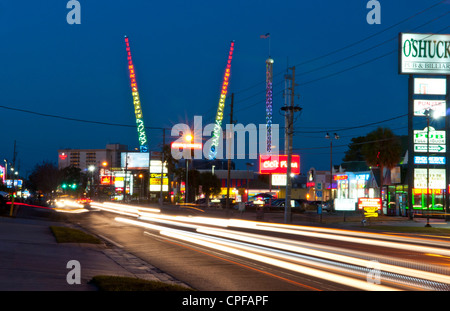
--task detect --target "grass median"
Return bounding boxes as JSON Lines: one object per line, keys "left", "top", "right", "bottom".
{"left": 50, "top": 226, "right": 102, "bottom": 244}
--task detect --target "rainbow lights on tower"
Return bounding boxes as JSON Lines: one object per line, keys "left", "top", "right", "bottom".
{"left": 124, "top": 35, "right": 148, "bottom": 153}
{"left": 266, "top": 57, "right": 274, "bottom": 152}
{"left": 208, "top": 41, "right": 235, "bottom": 160}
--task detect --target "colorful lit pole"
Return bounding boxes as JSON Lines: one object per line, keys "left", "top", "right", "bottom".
{"left": 124, "top": 35, "right": 149, "bottom": 153}
{"left": 208, "top": 41, "right": 235, "bottom": 160}
{"left": 266, "top": 57, "right": 274, "bottom": 152}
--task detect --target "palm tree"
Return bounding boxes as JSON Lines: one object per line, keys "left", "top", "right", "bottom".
{"left": 361, "top": 127, "right": 402, "bottom": 210}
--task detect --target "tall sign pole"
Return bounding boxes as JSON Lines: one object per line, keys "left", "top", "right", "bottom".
{"left": 399, "top": 33, "right": 450, "bottom": 223}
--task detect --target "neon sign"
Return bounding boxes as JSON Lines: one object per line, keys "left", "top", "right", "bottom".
{"left": 334, "top": 175, "right": 348, "bottom": 181}
{"left": 266, "top": 58, "right": 274, "bottom": 152}
{"left": 100, "top": 176, "right": 114, "bottom": 185}
{"left": 125, "top": 36, "right": 148, "bottom": 153}
{"left": 259, "top": 155, "right": 300, "bottom": 174}
{"left": 209, "top": 41, "right": 235, "bottom": 160}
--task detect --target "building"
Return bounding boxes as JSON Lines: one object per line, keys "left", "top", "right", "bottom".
{"left": 58, "top": 144, "right": 129, "bottom": 171}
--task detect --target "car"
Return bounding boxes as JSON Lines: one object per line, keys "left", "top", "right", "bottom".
{"left": 76, "top": 197, "right": 92, "bottom": 207}
{"left": 321, "top": 200, "right": 334, "bottom": 212}
{"left": 0, "top": 191, "right": 9, "bottom": 201}
{"left": 267, "top": 199, "right": 305, "bottom": 213}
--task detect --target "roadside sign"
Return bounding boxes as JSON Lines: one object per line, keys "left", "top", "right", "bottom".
{"left": 316, "top": 190, "right": 323, "bottom": 199}
{"left": 414, "top": 127, "right": 445, "bottom": 145}
{"left": 414, "top": 144, "right": 446, "bottom": 153}
{"left": 358, "top": 198, "right": 381, "bottom": 218}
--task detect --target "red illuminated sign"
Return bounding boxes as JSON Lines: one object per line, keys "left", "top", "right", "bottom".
{"left": 100, "top": 176, "right": 114, "bottom": 185}
{"left": 59, "top": 153, "right": 68, "bottom": 160}
{"left": 334, "top": 175, "right": 348, "bottom": 180}
{"left": 259, "top": 155, "right": 300, "bottom": 174}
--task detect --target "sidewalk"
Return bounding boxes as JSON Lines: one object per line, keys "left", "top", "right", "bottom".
{"left": 0, "top": 207, "right": 189, "bottom": 291}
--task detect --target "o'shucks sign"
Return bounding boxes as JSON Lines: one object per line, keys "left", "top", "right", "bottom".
{"left": 399, "top": 33, "right": 450, "bottom": 75}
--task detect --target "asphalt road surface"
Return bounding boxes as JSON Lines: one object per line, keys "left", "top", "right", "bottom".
{"left": 63, "top": 201, "right": 450, "bottom": 291}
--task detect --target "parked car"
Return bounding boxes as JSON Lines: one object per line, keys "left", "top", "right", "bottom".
{"left": 267, "top": 199, "right": 305, "bottom": 213}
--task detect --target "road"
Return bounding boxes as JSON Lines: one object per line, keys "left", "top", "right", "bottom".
{"left": 66, "top": 201, "right": 450, "bottom": 291}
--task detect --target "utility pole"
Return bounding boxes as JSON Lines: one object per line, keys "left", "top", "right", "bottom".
{"left": 226, "top": 93, "right": 234, "bottom": 214}
{"left": 284, "top": 68, "right": 292, "bottom": 154}
{"left": 285, "top": 67, "right": 295, "bottom": 223}
{"left": 283, "top": 67, "right": 301, "bottom": 224}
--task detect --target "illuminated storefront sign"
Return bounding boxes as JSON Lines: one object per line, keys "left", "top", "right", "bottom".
{"left": 414, "top": 78, "right": 447, "bottom": 95}
{"left": 334, "top": 198, "right": 356, "bottom": 211}
{"left": 272, "top": 174, "right": 287, "bottom": 186}
{"left": 0, "top": 165, "right": 4, "bottom": 183}
{"left": 414, "top": 156, "right": 446, "bottom": 165}
{"left": 356, "top": 174, "right": 369, "bottom": 181}
{"left": 334, "top": 175, "right": 348, "bottom": 181}
{"left": 414, "top": 100, "right": 446, "bottom": 117}
{"left": 100, "top": 176, "right": 114, "bottom": 185}
{"left": 59, "top": 152, "right": 68, "bottom": 160}
{"left": 414, "top": 144, "right": 446, "bottom": 153}
{"left": 358, "top": 198, "right": 381, "bottom": 210}
{"left": 414, "top": 127, "right": 445, "bottom": 144}
{"left": 399, "top": 33, "right": 450, "bottom": 75}
{"left": 259, "top": 155, "right": 300, "bottom": 174}
{"left": 414, "top": 168, "right": 446, "bottom": 189}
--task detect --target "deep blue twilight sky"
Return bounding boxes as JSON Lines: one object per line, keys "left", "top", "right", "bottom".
{"left": 1, "top": 0, "right": 449, "bottom": 176}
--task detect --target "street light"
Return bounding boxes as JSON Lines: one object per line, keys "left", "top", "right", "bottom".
{"left": 325, "top": 133, "right": 339, "bottom": 202}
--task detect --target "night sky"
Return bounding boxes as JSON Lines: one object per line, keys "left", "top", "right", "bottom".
{"left": 1, "top": 0, "right": 449, "bottom": 176}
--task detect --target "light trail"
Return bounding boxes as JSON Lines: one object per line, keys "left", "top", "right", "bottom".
{"left": 92, "top": 202, "right": 450, "bottom": 290}
{"left": 115, "top": 217, "right": 397, "bottom": 291}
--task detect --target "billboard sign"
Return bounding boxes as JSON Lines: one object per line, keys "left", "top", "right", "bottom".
{"left": 272, "top": 174, "right": 287, "bottom": 186}
{"left": 121, "top": 152, "right": 149, "bottom": 169}
{"left": 399, "top": 33, "right": 450, "bottom": 75}
{"left": 259, "top": 155, "right": 300, "bottom": 174}
{"left": 414, "top": 156, "right": 446, "bottom": 165}
{"left": 414, "top": 127, "right": 445, "bottom": 145}
{"left": 414, "top": 100, "right": 446, "bottom": 117}
{"left": 414, "top": 168, "right": 446, "bottom": 189}
{"left": 414, "top": 144, "right": 446, "bottom": 153}
{"left": 414, "top": 78, "right": 447, "bottom": 95}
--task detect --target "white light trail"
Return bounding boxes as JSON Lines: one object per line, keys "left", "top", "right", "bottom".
{"left": 159, "top": 229, "right": 399, "bottom": 291}
{"left": 197, "top": 227, "right": 450, "bottom": 285}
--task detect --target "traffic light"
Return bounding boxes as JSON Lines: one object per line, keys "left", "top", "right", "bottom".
{"left": 62, "top": 183, "right": 68, "bottom": 189}
{"left": 71, "top": 183, "right": 77, "bottom": 189}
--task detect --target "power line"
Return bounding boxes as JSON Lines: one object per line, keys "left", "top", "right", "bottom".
{"left": 231, "top": 0, "right": 447, "bottom": 96}
{"left": 0, "top": 105, "right": 169, "bottom": 131}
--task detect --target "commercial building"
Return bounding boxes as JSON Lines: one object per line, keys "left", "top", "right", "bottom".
{"left": 58, "top": 143, "right": 128, "bottom": 171}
